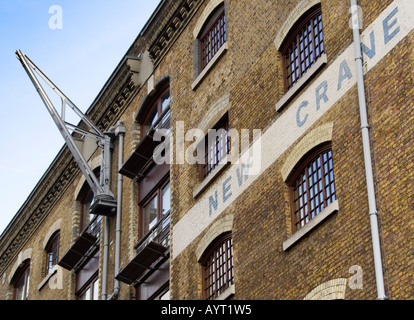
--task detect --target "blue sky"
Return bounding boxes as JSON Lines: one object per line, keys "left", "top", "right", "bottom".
{"left": 0, "top": 0, "right": 160, "bottom": 235}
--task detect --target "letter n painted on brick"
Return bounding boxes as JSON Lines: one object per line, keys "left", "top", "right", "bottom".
{"left": 361, "top": 31, "right": 376, "bottom": 59}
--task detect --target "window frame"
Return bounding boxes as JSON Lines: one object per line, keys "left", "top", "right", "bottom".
{"left": 13, "top": 260, "right": 30, "bottom": 300}
{"left": 76, "top": 272, "right": 99, "bottom": 300}
{"left": 288, "top": 143, "right": 336, "bottom": 233}
{"left": 45, "top": 231, "right": 60, "bottom": 275}
{"left": 281, "top": 5, "right": 325, "bottom": 92}
{"left": 141, "top": 86, "right": 171, "bottom": 138}
{"left": 201, "top": 113, "right": 231, "bottom": 180}
{"left": 139, "top": 177, "right": 171, "bottom": 240}
{"left": 200, "top": 232, "right": 234, "bottom": 300}
{"left": 199, "top": 3, "right": 227, "bottom": 71}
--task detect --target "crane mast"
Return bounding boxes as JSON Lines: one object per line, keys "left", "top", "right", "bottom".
{"left": 16, "top": 50, "right": 117, "bottom": 216}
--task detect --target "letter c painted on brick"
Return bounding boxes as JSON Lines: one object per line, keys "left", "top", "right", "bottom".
{"left": 296, "top": 100, "right": 309, "bottom": 127}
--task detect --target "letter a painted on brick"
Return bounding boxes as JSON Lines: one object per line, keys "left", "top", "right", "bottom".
{"left": 337, "top": 60, "right": 353, "bottom": 91}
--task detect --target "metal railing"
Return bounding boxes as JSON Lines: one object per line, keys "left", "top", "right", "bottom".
{"left": 83, "top": 215, "right": 101, "bottom": 238}
{"left": 135, "top": 211, "right": 170, "bottom": 255}
{"left": 145, "top": 106, "right": 171, "bottom": 138}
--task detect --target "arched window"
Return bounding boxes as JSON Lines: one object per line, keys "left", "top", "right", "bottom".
{"left": 200, "top": 232, "right": 234, "bottom": 300}
{"left": 201, "top": 113, "right": 230, "bottom": 179}
{"left": 289, "top": 143, "right": 336, "bottom": 232}
{"left": 198, "top": 3, "right": 227, "bottom": 71}
{"left": 141, "top": 86, "right": 171, "bottom": 138}
{"left": 281, "top": 5, "right": 325, "bottom": 91}
{"left": 45, "top": 231, "right": 60, "bottom": 275}
{"left": 13, "top": 260, "right": 30, "bottom": 300}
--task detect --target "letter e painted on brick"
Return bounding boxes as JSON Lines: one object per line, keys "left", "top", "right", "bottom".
{"left": 383, "top": 7, "right": 400, "bottom": 44}
{"left": 222, "top": 176, "right": 232, "bottom": 202}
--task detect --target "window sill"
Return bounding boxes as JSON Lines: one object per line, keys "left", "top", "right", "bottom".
{"left": 37, "top": 265, "right": 58, "bottom": 291}
{"left": 283, "top": 199, "right": 338, "bottom": 251}
{"left": 192, "top": 42, "right": 228, "bottom": 90}
{"left": 193, "top": 156, "right": 230, "bottom": 199}
{"left": 214, "top": 284, "right": 235, "bottom": 300}
{"left": 276, "top": 54, "right": 327, "bottom": 112}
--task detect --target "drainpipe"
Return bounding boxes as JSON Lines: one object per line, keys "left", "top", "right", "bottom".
{"left": 101, "top": 121, "right": 125, "bottom": 300}
{"left": 350, "top": 0, "right": 387, "bottom": 300}
{"left": 107, "top": 120, "right": 126, "bottom": 300}
{"left": 101, "top": 214, "right": 110, "bottom": 300}
{"left": 101, "top": 124, "right": 115, "bottom": 301}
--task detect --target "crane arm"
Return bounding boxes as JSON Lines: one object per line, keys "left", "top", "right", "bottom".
{"left": 16, "top": 50, "right": 116, "bottom": 216}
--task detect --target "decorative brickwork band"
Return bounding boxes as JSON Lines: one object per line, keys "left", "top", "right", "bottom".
{"left": 303, "top": 278, "right": 347, "bottom": 300}
{"left": 280, "top": 122, "right": 333, "bottom": 182}
{"left": 196, "top": 214, "right": 233, "bottom": 261}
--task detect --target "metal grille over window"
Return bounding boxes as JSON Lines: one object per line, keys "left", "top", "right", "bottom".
{"left": 203, "top": 235, "right": 234, "bottom": 300}
{"left": 201, "top": 114, "right": 230, "bottom": 179}
{"left": 200, "top": 7, "right": 227, "bottom": 70}
{"left": 291, "top": 148, "right": 336, "bottom": 231}
{"left": 284, "top": 9, "right": 324, "bottom": 90}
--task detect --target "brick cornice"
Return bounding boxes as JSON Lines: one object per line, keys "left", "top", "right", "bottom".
{"left": 0, "top": 148, "right": 78, "bottom": 275}
{"left": 147, "top": 0, "right": 203, "bottom": 65}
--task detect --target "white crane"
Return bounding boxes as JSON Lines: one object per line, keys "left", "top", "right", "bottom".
{"left": 16, "top": 50, "right": 117, "bottom": 216}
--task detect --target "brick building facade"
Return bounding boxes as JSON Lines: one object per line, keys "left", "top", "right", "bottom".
{"left": 0, "top": 0, "right": 413, "bottom": 301}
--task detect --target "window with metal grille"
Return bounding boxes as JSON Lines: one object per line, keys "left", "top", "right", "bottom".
{"left": 201, "top": 114, "right": 230, "bottom": 179}
{"left": 290, "top": 144, "right": 336, "bottom": 232}
{"left": 282, "top": 6, "right": 325, "bottom": 91}
{"left": 199, "top": 4, "right": 227, "bottom": 71}
{"left": 45, "top": 231, "right": 60, "bottom": 274}
{"left": 201, "top": 233, "right": 234, "bottom": 300}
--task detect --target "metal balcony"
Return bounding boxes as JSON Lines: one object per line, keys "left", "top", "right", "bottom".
{"left": 58, "top": 215, "right": 101, "bottom": 271}
{"left": 119, "top": 107, "right": 171, "bottom": 180}
{"left": 116, "top": 212, "right": 170, "bottom": 285}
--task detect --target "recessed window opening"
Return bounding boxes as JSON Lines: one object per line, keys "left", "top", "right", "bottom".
{"left": 282, "top": 5, "right": 324, "bottom": 91}
{"left": 201, "top": 114, "right": 230, "bottom": 179}
{"left": 142, "top": 87, "right": 171, "bottom": 138}
{"left": 290, "top": 144, "right": 336, "bottom": 232}
{"left": 199, "top": 4, "right": 227, "bottom": 71}
{"left": 201, "top": 232, "right": 234, "bottom": 300}
{"left": 45, "top": 231, "right": 60, "bottom": 275}
{"left": 141, "top": 180, "right": 171, "bottom": 239}
{"left": 13, "top": 260, "right": 30, "bottom": 300}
